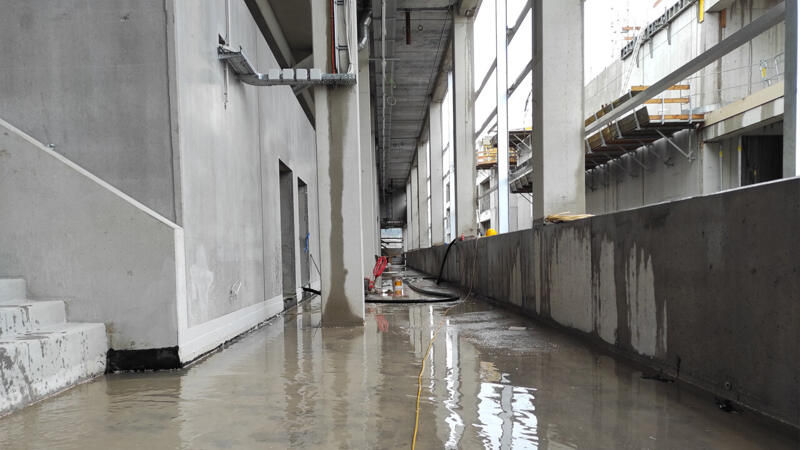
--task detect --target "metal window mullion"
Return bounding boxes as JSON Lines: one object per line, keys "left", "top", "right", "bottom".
{"left": 496, "top": 0, "right": 509, "bottom": 233}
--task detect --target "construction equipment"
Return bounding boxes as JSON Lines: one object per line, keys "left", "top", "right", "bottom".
{"left": 476, "top": 135, "right": 518, "bottom": 169}
{"left": 366, "top": 256, "right": 389, "bottom": 292}
{"left": 584, "top": 84, "right": 702, "bottom": 170}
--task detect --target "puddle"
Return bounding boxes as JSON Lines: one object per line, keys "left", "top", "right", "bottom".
{"left": 0, "top": 297, "right": 794, "bottom": 449}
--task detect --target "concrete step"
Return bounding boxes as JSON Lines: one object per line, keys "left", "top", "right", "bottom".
{"left": 0, "top": 278, "right": 26, "bottom": 303}
{"left": 0, "top": 322, "right": 107, "bottom": 416}
{"left": 0, "top": 300, "right": 67, "bottom": 336}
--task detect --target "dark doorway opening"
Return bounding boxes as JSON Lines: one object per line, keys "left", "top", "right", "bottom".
{"left": 741, "top": 135, "right": 783, "bottom": 186}
{"left": 297, "top": 178, "right": 311, "bottom": 289}
{"left": 279, "top": 161, "right": 297, "bottom": 309}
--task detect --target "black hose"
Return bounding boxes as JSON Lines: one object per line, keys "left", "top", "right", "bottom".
{"left": 405, "top": 279, "right": 459, "bottom": 301}
{"left": 436, "top": 238, "right": 459, "bottom": 285}
{"left": 302, "top": 286, "right": 321, "bottom": 296}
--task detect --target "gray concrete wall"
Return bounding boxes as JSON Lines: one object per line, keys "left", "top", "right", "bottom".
{"left": 172, "top": 0, "right": 320, "bottom": 328}
{"left": 585, "top": 129, "right": 703, "bottom": 215}
{"left": 720, "top": 0, "right": 785, "bottom": 104}
{"left": 509, "top": 194, "right": 533, "bottom": 232}
{"left": 0, "top": 0, "right": 320, "bottom": 357}
{"left": 407, "top": 177, "right": 800, "bottom": 429}
{"left": 0, "top": 118, "right": 181, "bottom": 351}
{"left": 0, "top": 0, "right": 178, "bottom": 221}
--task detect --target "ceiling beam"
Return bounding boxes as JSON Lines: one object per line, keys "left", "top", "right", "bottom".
{"left": 293, "top": 54, "right": 314, "bottom": 69}
{"left": 243, "top": 0, "right": 316, "bottom": 126}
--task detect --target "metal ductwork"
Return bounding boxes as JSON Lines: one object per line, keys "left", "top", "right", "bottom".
{"left": 358, "top": 11, "right": 372, "bottom": 50}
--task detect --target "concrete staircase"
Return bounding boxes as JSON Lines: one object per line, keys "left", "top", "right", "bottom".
{"left": 0, "top": 277, "right": 107, "bottom": 416}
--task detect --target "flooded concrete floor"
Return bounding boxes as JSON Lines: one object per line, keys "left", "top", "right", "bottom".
{"left": 0, "top": 297, "right": 796, "bottom": 449}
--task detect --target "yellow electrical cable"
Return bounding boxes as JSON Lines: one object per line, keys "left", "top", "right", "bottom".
{"left": 412, "top": 238, "right": 478, "bottom": 449}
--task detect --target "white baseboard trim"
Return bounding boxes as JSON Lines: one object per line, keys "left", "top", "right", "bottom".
{"left": 178, "top": 295, "right": 283, "bottom": 363}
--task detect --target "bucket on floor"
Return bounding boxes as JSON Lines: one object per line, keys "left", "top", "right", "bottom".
{"left": 392, "top": 277, "right": 404, "bottom": 297}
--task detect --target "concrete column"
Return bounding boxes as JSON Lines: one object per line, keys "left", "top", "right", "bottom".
{"left": 429, "top": 102, "right": 445, "bottom": 245}
{"left": 405, "top": 181, "right": 413, "bottom": 250}
{"left": 452, "top": 15, "right": 477, "bottom": 237}
{"left": 416, "top": 142, "right": 430, "bottom": 248}
{"left": 358, "top": 47, "right": 377, "bottom": 275}
{"left": 531, "top": 0, "right": 586, "bottom": 220}
{"left": 410, "top": 164, "right": 420, "bottom": 249}
{"left": 372, "top": 120, "right": 380, "bottom": 256}
{"left": 784, "top": 0, "right": 800, "bottom": 177}
{"left": 311, "top": 0, "right": 364, "bottom": 326}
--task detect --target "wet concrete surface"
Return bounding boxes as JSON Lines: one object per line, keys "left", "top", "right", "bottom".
{"left": 0, "top": 296, "right": 796, "bottom": 449}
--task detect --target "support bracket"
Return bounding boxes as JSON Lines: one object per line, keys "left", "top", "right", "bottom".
{"left": 656, "top": 129, "right": 694, "bottom": 161}
{"left": 626, "top": 152, "right": 648, "bottom": 171}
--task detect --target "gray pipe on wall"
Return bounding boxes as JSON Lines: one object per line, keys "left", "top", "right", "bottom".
{"left": 358, "top": 12, "right": 372, "bottom": 50}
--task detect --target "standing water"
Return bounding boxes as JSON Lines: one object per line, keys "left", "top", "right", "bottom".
{"left": 0, "top": 297, "right": 795, "bottom": 449}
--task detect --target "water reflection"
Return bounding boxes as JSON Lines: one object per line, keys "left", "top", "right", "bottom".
{"left": 413, "top": 304, "right": 542, "bottom": 450}
{"left": 443, "top": 324, "right": 465, "bottom": 449}
{"left": 473, "top": 362, "right": 539, "bottom": 450}
{"left": 0, "top": 297, "right": 795, "bottom": 449}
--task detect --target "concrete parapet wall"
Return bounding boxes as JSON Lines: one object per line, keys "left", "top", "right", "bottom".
{"left": 407, "top": 177, "right": 800, "bottom": 429}
{"left": 0, "top": 118, "right": 183, "bottom": 351}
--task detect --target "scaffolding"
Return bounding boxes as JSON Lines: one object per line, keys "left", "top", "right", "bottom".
{"left": 584, "top": 84, "right": 703, "bottom": 170}
{"left": 476, "top": 134, "right": 519, "bottom": 169}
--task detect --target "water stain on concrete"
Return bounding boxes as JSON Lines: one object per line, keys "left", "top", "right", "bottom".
{"left": 323, "top": 89, "right": 362, "bottom": 326}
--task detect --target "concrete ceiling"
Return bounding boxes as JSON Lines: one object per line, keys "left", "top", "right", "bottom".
{"left": 369, "top": 0, "right": 455, "bottom": 203}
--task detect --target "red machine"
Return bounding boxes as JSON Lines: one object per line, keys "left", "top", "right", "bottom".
{"left": 367, "top": 256, "right": 388, "bottom": 291}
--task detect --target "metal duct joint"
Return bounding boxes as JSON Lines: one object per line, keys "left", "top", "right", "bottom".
{"left": 358, "top": 11, "right": 372, "bottom": 50}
